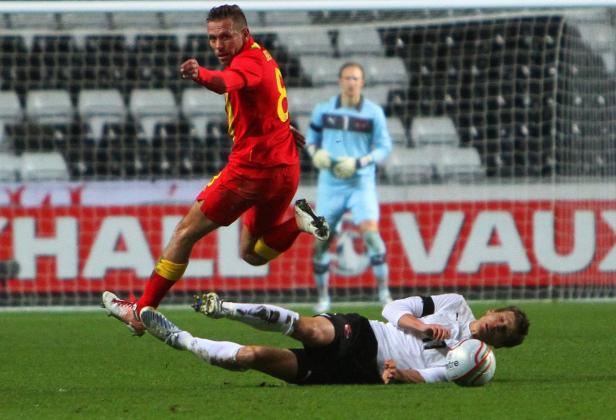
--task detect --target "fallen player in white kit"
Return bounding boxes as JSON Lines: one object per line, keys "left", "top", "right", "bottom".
{"left": 137, "top": 293, "right": 529, "bottom": 384}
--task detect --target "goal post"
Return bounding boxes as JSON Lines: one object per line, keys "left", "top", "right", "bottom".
{"left": 0, "top": 1, "right": 615, "bottom": 306}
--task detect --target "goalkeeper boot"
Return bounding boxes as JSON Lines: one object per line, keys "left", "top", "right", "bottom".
{"left": 295, "top": 199, "right": 330, "bottom": 241}
{"left": 101, "top": 291, "right": 145, "bottom": 336}
{"left": 378, "top": 288, "right": 393, "bottom": 305}
{"left": 140, "top": 307, "right": 184, "bottom": 349}
{"left": 313, "top": 296, "right": 331, "bottom": 313}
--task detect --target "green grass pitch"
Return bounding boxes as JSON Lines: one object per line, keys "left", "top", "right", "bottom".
{"left": 1, "top": 301, "right": 615, "bottom": 419}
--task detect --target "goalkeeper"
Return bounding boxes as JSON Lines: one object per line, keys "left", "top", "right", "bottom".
{"left": 138, "top": 292, "right": 529, "bottom": 385}
{"left": 306, "top": 62, "right": 393, "bottom": 312}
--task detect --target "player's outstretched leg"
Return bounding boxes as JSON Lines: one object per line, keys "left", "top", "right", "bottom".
{"left": 141, "top": 307, "right": 245, "bottom": 370}
{"left": 295, "top": 199, "right": 330, "bottom": 241}
{"left": 193, "top": 292, "right": 299, "bottom": 335}
{"left": 140, "top": 306, "right": 186, "bottom": 349}
{"left": 101, "top": 291, "right": 145, "bottom": 336}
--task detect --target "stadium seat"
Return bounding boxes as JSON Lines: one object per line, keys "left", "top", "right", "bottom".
{"left": 362, "top": 86, "right": 390, "bottom": 108}
{"left": 287, "top": 86, "right": 340, "bottom": 115}
{"left": 0, "top": 91, "right": 23, "bottom": 147}
{"left": 386, "top": 117, "right": 408, "bottom": 146}
{"left": 78, "top": 89, "right": 126, "bottom": 142}
{"left": 110, "top": 12, "right": 162, "bottom": 30}
{"left": 244, "top": 11, "right": 265, "bottom": 27}
{"left": 59, "top": 12, "right": 111, "bottom": 30}
{"left": 410, "top": 116, "right": 460, "bottom": 147}
{"left": 279, "top": 30, "right": 333, "bottom": 56}
{"left": 298, "top": 56, "right": 344, "bottom": 85}
{"left": 129, "top": 88, "right": 178, "bottom": 142}
{"left": 293, "top": 116, "right": 312, "bottom": 134}
{"left": 28, "top": 35, "right": 81, "bottom": 92}
{"left": 0, "top": 152, "right": 20, "bottom": 181}
{"left": 128, "top": 34, "right": 182, "bottom": 90}
{"left": 6, "top": 13, "right": 58, "bottom": 30}
{"left": 152, "top": 120, "right": 204, "bottom": 177}
{"left": 162, "top": 12, "right": 207, "bottom": 29}
{"left": 337, "top": 27, "right": 383, "bottom": 56}
{"left": 0, "top": 35, "right": 28, "bottom": 93}
{"left": 181, "top": 88, "right": 226, "bottom": 140}
{"left": 97, "top": 121, "right": 149, "bottom": 178}
{"left": 432, "top": 146, "right": 485, "bottom": 181}
{"left": 25, "top": 90, "right": 73, "bottom": 125}
{"left": 264, "top": 11, "right": 310, "bottom": 26}
{"left": 357, "top": 56, "right": 408, "bottom": 87}
{"left": 382, "top": 145, "right": 434, "bottom": 184}
{"left": 20, "top": 151, "right": 70, "bottom": 181}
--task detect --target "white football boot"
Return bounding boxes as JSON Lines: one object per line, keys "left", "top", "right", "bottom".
{"left": 378, "top": 288, "right": 393, "bottom": 305}
{"left": 101, "top": 291, "right": 145, "bottom": 336}
{"left": 295, "top": 199, "right": 330, "bottom": 241}
{"left": 140, "top": 307, "right": 184, "bottom": 349}
{"left": 313, "top": 296, "right": 331, "bottom": 314}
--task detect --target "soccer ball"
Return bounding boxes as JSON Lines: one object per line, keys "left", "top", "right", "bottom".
{"left": 445, "top": 339, "right": 496, "bottom": 386}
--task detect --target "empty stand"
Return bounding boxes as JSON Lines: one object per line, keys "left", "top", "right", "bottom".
{"left": 337, "top": 28, "right": 383, "bottom": 56}
{"left": 0, "top": 91, "right": 23, "bottom": 147}
{"left": 20, "top": 151, "right": 70, "bottom": 181}
{"left": 59, "top": 12, "right": 111, "bottom": 30}
{"left": 129, "top": 88, "right": 178, "bottom": 142}
{"left": 26, "top": 90, "right": 73, "bottom": 125}
{"left": 0, "top": 152, "right": 20, "bottom": 181}
{"left": 279, "top": 30, "right": 333, "bottom": 56}
{"left": 287, "top": 86, "right": 340, "bottom": 115}
{"left": 181, "top": 88, "right": 226, "bottom": 140}
{"left": 78, "top": 89, "right": 126, "bottom": 142}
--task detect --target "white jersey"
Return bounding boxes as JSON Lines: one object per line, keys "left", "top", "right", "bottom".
{"left": 369, "top": 294, "right": 476, "bottom": 383}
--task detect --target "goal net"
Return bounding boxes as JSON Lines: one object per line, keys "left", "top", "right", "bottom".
{"left": 0, "top": 2, "right": 615, "bottom": 306}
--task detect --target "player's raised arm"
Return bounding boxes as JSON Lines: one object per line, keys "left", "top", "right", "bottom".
{"left": 180, "top": 54, "right": 263, "bottom": 95}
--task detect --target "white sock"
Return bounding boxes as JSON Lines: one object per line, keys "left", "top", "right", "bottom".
{"left": 176, "top": 331, "right": 195, "bottom": 350}
{"left": 187, "top": 337, "right": 243, "bottom": 370}
{"left": 221, "top": 302, "right": 299, "bottom": 335}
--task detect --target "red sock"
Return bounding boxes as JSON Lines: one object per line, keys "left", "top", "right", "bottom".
{"left": 262, "top": 216, "right": 301, "bottom": 253}
{"left": 136, "top": 271, "right": 175, "bottom": 314}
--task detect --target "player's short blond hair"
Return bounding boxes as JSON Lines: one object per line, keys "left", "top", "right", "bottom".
{"left": 338, "top": 62, "right": 365, "bottom": 80}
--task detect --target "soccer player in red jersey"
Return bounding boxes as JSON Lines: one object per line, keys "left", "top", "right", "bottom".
{"left": 102, "top": 4, "right": 329, "bottom": 336}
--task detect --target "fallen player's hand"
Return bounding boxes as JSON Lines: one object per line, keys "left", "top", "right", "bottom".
{"left": 290, "top": 125, "right": 305, "bottom": 149}
{"left": 180, "top": 58, "right": 201, "bottom": 80}
{"left": 423, "top": 323, "right": 451, "bottom": 341}
{"left": 332, "top": 156, "right": 357, "bottom": 179}
{"left": 312, "top": 148, "right": 332, "bottom": 169}
{"left": 382, "top": 359, "right": 397, "bottom": 384}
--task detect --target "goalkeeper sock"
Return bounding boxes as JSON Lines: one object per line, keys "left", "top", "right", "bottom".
{"left": 136, "top": 258, "right": 187, "bottom": 314}
{"left": 254, "top": 217, "right": 301, "bottom": 261}
{"left": 221, "top": 302, "right": 299, "bottom": 336}
{"left": 313, "top": 259, "right": 330, "bottom": 300}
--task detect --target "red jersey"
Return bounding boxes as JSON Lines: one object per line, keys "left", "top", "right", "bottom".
{"left": 196, "top": 36, "right": 298, "bottom": 173}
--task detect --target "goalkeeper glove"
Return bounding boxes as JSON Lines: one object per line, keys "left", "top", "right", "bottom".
{"left": 333, "top": 155, "right": 373, "bottom": 179}
{"left": 308, "top": 146, "right": 333, "bottom": 170}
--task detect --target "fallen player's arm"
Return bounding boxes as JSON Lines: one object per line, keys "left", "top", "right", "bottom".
{"left": 396, "top": 314, "right": 451, "bottom": 341}
{"left": 384, "top": 368, "right": 426, "bottom": 384}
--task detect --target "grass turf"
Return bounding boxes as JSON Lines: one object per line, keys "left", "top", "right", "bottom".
{"left": 1, "top": 302, "right": 615, "bottom": 419}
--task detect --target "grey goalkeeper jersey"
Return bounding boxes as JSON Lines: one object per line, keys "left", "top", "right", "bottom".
{"left": 369, "top": 294, "right": 475, "bottom": 383}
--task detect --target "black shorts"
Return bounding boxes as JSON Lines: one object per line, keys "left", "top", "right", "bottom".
{"left": 289, "top": 313, "right": 381, "bottom": 385}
